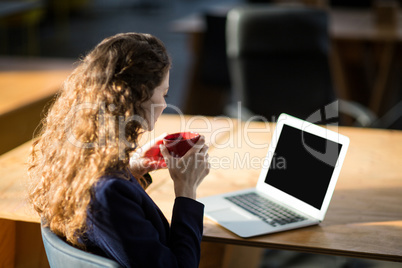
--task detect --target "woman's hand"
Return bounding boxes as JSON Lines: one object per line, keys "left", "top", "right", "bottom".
{"left": 129, "top": 133, "right": 167, "bottom": 177}
{"left": 160, "top": 135, "right": 210, "bottom": 199}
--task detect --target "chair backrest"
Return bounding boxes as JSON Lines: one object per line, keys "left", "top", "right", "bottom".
{"left": 329, "top": 0, "right": 372, "bottom": 8}
{"left": 199, "top": 13, "right": 231, "bottom": 88}
{"left": 41, "top": 224, "right": 121, "bottom": 268}
{"left": 226, "top": 5, "right": 335, "bottom": 121}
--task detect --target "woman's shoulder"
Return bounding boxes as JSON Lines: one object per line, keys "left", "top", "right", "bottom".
{"left": 89, "top": 172, "right": 159, "bottom": 218}
{"left": 93, "top": 172, "right": 143, "bottom": 201}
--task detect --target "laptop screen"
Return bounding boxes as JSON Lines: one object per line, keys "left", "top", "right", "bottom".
{"left": 264, "top": 125, "right": 342, "bottom": 210}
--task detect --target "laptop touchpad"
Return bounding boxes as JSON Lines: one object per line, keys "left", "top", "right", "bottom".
{"left": 208, "top": 208, "right": 253, "bottom": 223}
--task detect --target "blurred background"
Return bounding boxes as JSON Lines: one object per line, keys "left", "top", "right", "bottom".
{"left": 1, "top": 0, "right": 402, "bottom": 267}
{"left": 0, "top": 0, "right": 244, "bottom": 155}
{"left": 1, "top": 0, "right": 245, "bottom": 110}
{"left": 2, "top": 0, "right": 402, "bottom": 124}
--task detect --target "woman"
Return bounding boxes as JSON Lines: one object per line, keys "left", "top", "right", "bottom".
{"left": 28, "top": 32, "right": 210, "bottom": 268}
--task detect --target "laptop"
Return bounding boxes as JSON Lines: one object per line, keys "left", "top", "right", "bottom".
{"left": 198, "top": 113, "right": 350, "bottom": 238}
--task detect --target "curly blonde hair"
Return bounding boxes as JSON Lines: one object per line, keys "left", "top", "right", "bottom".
{"left": 28, "top": 33, "right": 171, "bottom": 247}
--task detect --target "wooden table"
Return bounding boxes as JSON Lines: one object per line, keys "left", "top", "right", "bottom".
{"left": 0, "top": 114, "right": 401, "bottom": 267}
{"left": 149, "top": 115, "right": 402, "bottom": 263}
{"left": 0, "top": 57, "right": 73, "bottom": 155}
{"left": 201, "top": 121, "right": 402, "bottom": 263}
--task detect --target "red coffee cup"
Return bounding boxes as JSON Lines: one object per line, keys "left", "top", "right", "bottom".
{"left": 163, "top": 132, "right": 200, "bottom": 157}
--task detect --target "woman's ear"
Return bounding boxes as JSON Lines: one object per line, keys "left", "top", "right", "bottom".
{"left": 140, "top": 84, "right": 151, "bottom": 99}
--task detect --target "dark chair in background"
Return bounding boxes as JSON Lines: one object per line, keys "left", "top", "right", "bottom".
{"left": 183, "top": 12, "right": 232, "bottom": 116}
{"left": 225, "top": 4, "right": 376, "bottom": 125}
{"left": 226, "top": 5, "right": 335, "bottom": 121}
{"left": 199, "top": 13, "right": 231, "bottom": 89}
{"left": 329, "top": 0, "right": 372, "bottom": 8}
{"left": 328, "top": 0, "right": 402, "bottom": 8}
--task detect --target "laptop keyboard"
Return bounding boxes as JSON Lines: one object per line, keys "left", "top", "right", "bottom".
{"left": 224, "top": 192, "right": 307, "bottom": 227}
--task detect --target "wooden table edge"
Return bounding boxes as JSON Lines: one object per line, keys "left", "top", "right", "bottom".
{"left": 202, "top": 235, "right": 402, "bottom": 263}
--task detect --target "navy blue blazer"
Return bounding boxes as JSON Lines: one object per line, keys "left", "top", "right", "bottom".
{"left": 82, "top": 172, "right": 205, "bottom": 268}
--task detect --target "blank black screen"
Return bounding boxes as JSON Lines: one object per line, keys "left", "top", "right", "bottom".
{"left": 264, "top": 125, "right": 342, "bottom": 210}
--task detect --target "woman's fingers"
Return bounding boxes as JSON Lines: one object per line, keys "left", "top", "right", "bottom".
{"left": 199, "top": 142, "right": 209, "bottom": 157}
{"left": 159, "top": 134, "right": 210, "bottom": 199}
{"left": 160, "top": 134, "right": 209, "bottom": 174}
{"left": 159, "top": 144, "right": 172, "bottom": 163}
{"left": 182, "top": 135, "right": 206, "bottom": 158}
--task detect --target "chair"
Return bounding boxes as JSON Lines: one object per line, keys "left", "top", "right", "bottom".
{"left": 329, "top": 0, "right": 372, "bottom": 8}
{"left": 225, "top": 4, "right": 376, "bottom": 126}
{"left": 183, "top": 12, "right": 232, "bottom": 116}
{"left": 199, "top": 13, "right": 231, "bottom": 88}
{"left": 41, "top": 222, "right": 121, "bottom": 268}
